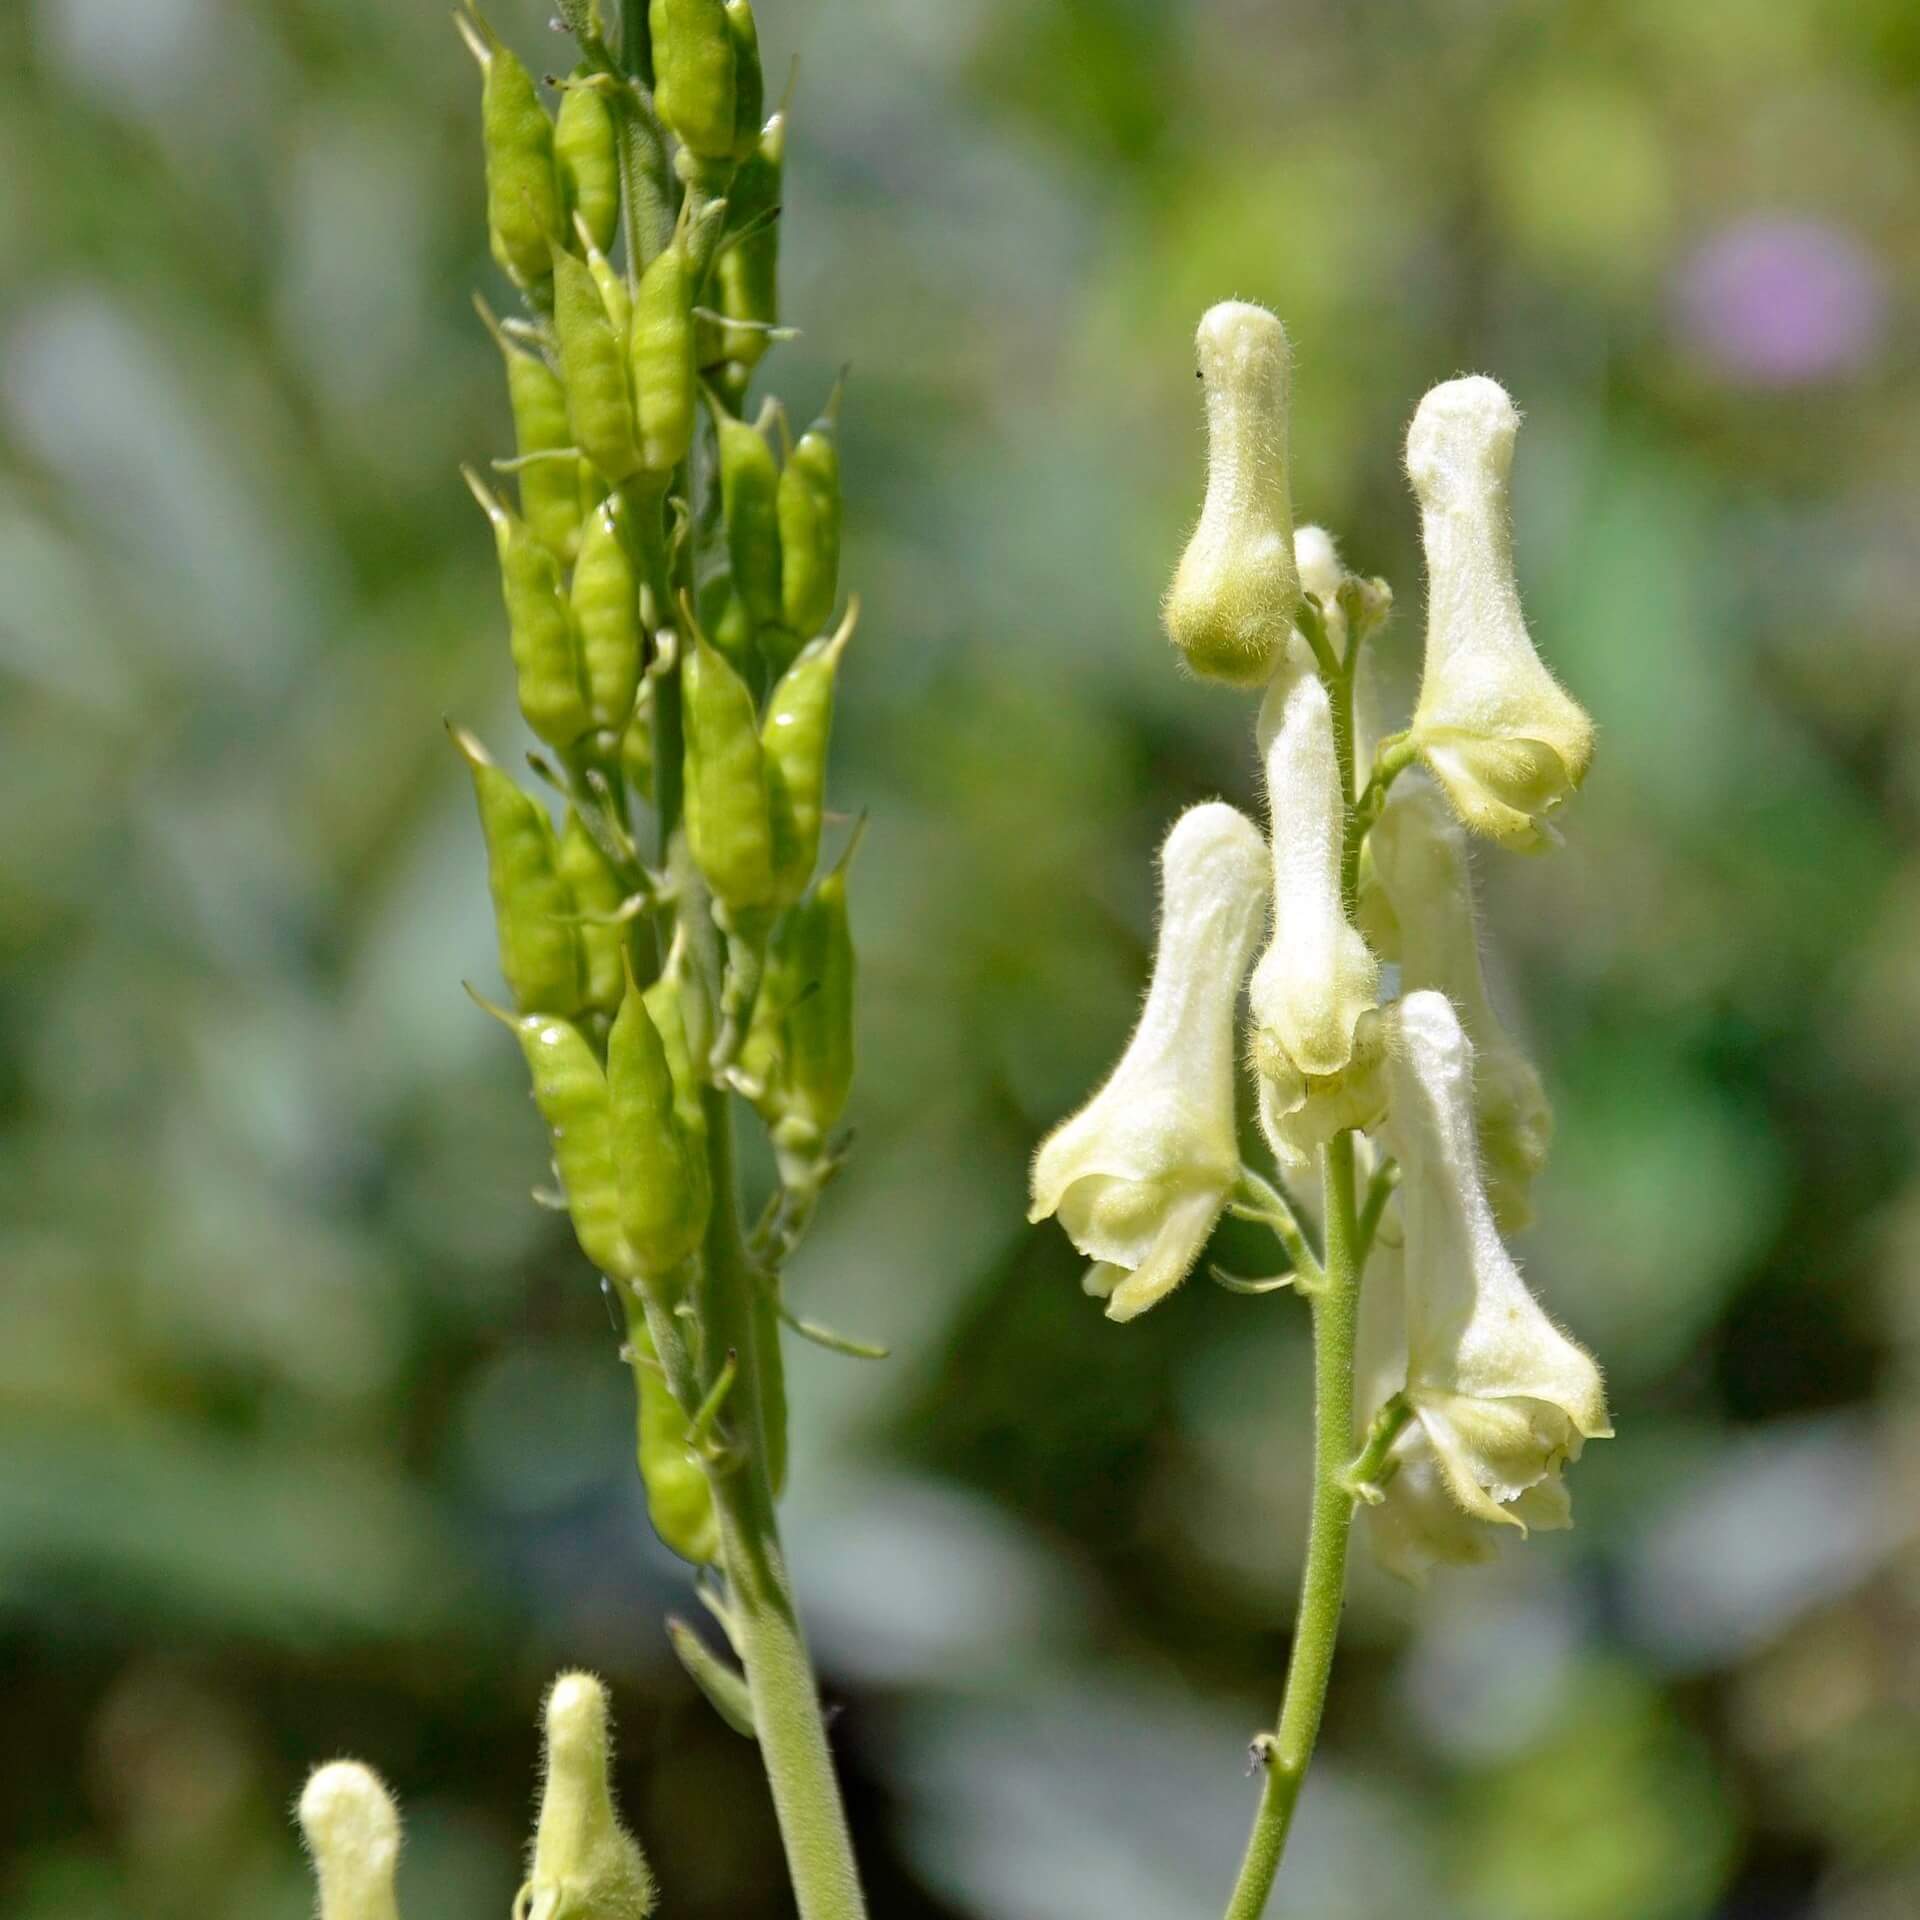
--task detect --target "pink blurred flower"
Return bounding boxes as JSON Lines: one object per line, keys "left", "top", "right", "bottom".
{"left": 1676, "top": 217, "right": 1885, "bottom": 386}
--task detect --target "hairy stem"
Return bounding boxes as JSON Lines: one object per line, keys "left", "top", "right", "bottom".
{"left": 1222, "top": 1131, "right": 1362, "bottom": 1920}
{"left": 698, "top": 1090, "right": 867, "bottom": 1920}
{"left": 1224, "top": 625, "right": 1374, "bottom": 1918}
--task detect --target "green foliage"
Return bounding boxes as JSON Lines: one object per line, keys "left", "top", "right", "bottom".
{"left": 4, "top": 0, "right": 1918, "bottom": 1916}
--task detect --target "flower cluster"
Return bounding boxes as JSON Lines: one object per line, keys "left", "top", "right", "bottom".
{"left": 1032, "top": 302, "right": 1609, "bottom": 1574}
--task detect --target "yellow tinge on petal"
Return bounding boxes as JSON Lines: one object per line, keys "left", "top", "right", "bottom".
{"left": 1162, "top": 302, "right": 1301, "bottom": 687}
{"left": 1030, "top": 802, "right": 1269, "bottom": 1320}
{"left": 1405, "top": 377, "right": 1593, "bottom": 849}
{"left": 1384, "top": 990, "right": 1609, "bottom": 1535}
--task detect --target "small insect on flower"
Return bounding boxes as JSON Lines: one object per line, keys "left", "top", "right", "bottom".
{"left": 1030, "top": 802, "right": 1269, "bottom": 1321}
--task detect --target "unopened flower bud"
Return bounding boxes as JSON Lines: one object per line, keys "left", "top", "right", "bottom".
{"left": 1405, "top": 377, "right": 1593, "bottom": 850}
{"left": 527, "top": 1674, "right": 656, "bottom": 1920}
{"left": 1031, "top": 803, "right": 1268, "bottom": 1320}
{"left": 1162, "top": 302, "right": 1301, "bottom": 687}
{"left": 299, "top": 1762, "right": 402, "bottom": 1920}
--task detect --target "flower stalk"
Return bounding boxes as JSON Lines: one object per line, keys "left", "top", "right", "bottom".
{"left": 1028, "top": 300, "right": 1611, "bottom": 1917}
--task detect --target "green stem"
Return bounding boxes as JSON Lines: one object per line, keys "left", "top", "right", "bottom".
{"left": 1222, "top": 1131, "right": 1363, "bottom": 1920}
{"left": 697, "top": 1090, "right": 867, "bottom": 1920}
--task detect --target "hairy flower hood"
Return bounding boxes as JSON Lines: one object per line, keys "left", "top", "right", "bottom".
{"left": 1030, "top": 802, "right": 1269, "bottom": 1321}
{"left": 1162, "top": 303, "right": 1301, "bottom": 686}
{"left": 1406, "top": 377, "right": 1593, "bottom": 851}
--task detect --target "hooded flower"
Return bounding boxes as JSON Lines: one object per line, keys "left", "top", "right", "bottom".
{"left": 1367, "top": 777, "right": 1552, "bottom": 1229}
{"left": 1030, "top": 802, "right": 1269, "bottom": 1321}
{"left": 1379, "top": 991, "right": 1609, "bottom": 1539}
{"left": 1406, "top": 378, "right": 1594, "bottom": 851}
{"left": 1162, "top": 302, "right": 1301, "bottom": 686}
{"left": 1249, "top": 663, "right": 1382, "bottom": 1165}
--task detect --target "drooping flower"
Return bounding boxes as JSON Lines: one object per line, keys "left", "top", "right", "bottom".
{"left": 1378, "top": 991, "right": 1609, "bottom": 1540}
{"left": 1355, "top": 1234, "right": 1501, "bottom": 1581}
{"left": 1030, "top": 802, "right": 1269, "bottom": 1321}
{"left": 1367, "top": 777, "right": 1552, "bottom": 1229}
{"left": 1405, "top": 377, "right": 1593, "bottom": 851}
{"left": 1162, "top": 302, "right": 1301, "bottom": 686}
{"left": 1249, "top": 663, "right": 1382, "bottom": 1166}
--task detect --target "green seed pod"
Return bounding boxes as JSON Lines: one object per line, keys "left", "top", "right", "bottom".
{"left": 527, "top": 1674, "right": 659, "bottom": 1916}
{"left": 555, "top": 78, "right": 622, "bottom": 259}
{"left": 476, "top": 296, "right": 582, "bottom": 564}
{"left": 623, "top": 88, "right": 677, "bottom": 273}
{"left": 681, "top": 622, "right": 777, "bottom": 914}
{"left": 631, "top": 1314, "right": 719, "bottom": 1563}
{"left": 457, "top": 10, "right": 563, "bottom": 291}
{"left": 557, "top": 807, "right": 627, "bottom": 1016}
{"left": 717, "top": 400, "right": 783, "bottom": 634}
{"left": 630, "top": 240, "right": 695, "bottom": 475}
{"left": 479, "top": 996, "right": 629, "bottom": 1278}
{"left": 643, "top": 966, "right": 714, "bottom": 1237}
{"left": 571, "top": 492, "right": 643, "bottom": 732}
{"left": 453, "top": 727, "right": 585, "bottom": 1018}
{"left": 762, "top": 602, "right": 854, "bottom": 904}
{"left": 554, "top": 247, "right": 642, "bottom": 484}
{"left": 706, "top": 104, "right": 783, "bottom": 379}
{"left": 578, "top": 219, "right": 632, "bottom": 341}
{"left": 464, "top": 467, "right": 594, "bottom": 748}
{"left": 608, "top": 971, "right": 706, "bottom": 1280}
{"left": 698, "top": 580, "right": 758, "bottom": 671}
{"left": 777, "top": 375, "right": 843, "bottom": 641}
{"left": 724, "top": 1, "right": 764, "bottom": 162}
{"left": 772, "top": 843, "right": 856, "bottom": 1174}
{"left": 649, "top": 0, "right": 736, "bottom": 164}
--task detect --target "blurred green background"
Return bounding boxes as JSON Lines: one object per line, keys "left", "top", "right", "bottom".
{"left": 4, "top": 0, "right": 1918, "bottom": 1915}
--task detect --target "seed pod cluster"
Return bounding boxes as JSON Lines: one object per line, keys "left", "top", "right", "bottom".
{"left": 455, "top": 0, "right": 866, "bottom": 1645}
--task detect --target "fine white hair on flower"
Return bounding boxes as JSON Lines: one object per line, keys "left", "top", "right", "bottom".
{"left": 1366, "top": 777, "right": 1552, "bottom": 1230}
{"left": 1249, "top": 664, "right": 1378, "bottom": 1085}
{"left": 1382, "top": 990, "right": 1609, "bottom": 1535}
{"left": 1030, "top": 801, "right": 1269, "bottom": 1322}
{"left": 1162, "top": 302, "right": 1301, "bottom": 687}
{"left": 1405, "top": 376, "right": 1593, "bottom": 852}
{"left": 299, "top": 1762, "right": 402, "bottom": 1920}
